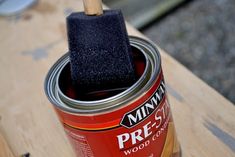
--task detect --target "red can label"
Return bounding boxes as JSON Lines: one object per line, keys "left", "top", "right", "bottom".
{"left": 55, "top": 71, "right": 180, "bottom": 157}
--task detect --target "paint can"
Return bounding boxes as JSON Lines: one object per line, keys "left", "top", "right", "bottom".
{"left": 44, "top": 36, "right": 181, "bottom": 157}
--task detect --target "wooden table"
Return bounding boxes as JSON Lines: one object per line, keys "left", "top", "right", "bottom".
{"left": 0, "top": 0, "right": 234, "bottom": 156}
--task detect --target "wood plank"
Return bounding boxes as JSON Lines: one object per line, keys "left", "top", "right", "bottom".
{"left": 0, "top": 0, "right": 234, "bottom": 157}
{"left": 0, "top": 131, "right": 15, "bottom": 157}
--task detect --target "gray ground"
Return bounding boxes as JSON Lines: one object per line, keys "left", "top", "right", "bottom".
{"left": 143, "top": 0, "right": 235, "bottom": 104}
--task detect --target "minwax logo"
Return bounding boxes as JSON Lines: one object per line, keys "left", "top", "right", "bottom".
{"left": 120, "top": 80, "right": 166, "bottom": 128}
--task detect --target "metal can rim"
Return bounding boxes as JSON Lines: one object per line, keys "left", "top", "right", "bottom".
{"left": 44, "top": 36, "right": 161, "bottom": 114}
{"left": 56, "top": 43, "right": 150, "bottom": 107}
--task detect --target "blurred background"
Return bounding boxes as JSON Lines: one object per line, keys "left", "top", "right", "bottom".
{"left": 103, "top": 0, "right": 235, "bottom": 104}
{"left": 0, "top": 0, "right": 234, "bottom": 104}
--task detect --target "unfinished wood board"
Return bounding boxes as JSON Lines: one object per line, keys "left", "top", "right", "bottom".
{"left": 0, "top": 131, "right": 15, "bottom": 157}
{"left": 0, "top": 0, "right": 234, "bottom": 157}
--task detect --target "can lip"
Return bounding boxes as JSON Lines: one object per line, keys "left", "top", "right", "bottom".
{"left": 55, "top": 43, "right": 150, "bottom": 107}
{"left": 44, "top": 36, "right": 161, "bottom": 114}
{"left": 44, "top": 53, "right": 69, "bottom": 109}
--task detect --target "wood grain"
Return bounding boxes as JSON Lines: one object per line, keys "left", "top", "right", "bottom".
{"left": 0, "top": 131, "right": 15, "bottom": 157}
{"left": 0, "top": 0, "right": 234, "bottom": 157}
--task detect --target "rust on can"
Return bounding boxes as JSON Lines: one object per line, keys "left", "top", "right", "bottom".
{"left": 45, "top": 36, "right": 181, "bottom": 157}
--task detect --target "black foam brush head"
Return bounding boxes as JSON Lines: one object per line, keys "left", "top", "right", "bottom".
{"left": 67, "top": 10, "right": 136, "bottom": 93}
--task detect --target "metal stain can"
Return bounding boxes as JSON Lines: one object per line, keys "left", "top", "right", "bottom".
{"left": 44, "top": 36, "right": 181, "bottom": 157}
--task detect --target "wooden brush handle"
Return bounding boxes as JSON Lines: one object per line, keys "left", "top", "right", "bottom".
{"left": 83, "top": 0, "right": 103, "bottom": 15}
